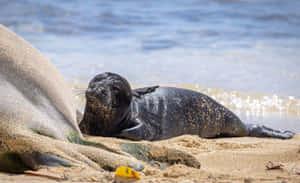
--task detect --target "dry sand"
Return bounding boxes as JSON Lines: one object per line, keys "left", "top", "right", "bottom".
{"left": 1, "top": 134, "right": 300, "bottom": 183}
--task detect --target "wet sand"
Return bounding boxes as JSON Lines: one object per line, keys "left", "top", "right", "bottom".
{"left": 1, "top": 134, "right": 300, "bottom": 183}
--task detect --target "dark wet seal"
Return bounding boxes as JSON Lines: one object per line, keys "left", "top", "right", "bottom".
{"left": 80, "top": 72, "right": 295, "bottom": 141}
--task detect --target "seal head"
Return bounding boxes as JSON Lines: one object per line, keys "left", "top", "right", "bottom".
{"left": 80, "top": 72, "right": 132, "bottom": 136}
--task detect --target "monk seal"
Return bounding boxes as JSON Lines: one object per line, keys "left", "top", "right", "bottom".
{"left": 0, "top": 25, "right": 199, "bottom": 173}
{"left": 79, "top": 72, "right": 295, "bottom": 141}
{"left": 0, "top": 24, "right": 146, "bottom": 173}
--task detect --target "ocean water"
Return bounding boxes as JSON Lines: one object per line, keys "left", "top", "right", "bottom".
{"left": 1, "top": 0, "right": 300, "bottom": 132}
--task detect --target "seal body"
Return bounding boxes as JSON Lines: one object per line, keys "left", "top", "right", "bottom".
{"left": 128, "top": 87, "right": 248, "bottom": 140}
{"left": 80, "top": 72, "right": 295, "bottom": 141}
{"left": 0, "top": 24, "right": 81, "bottom": 141}
{"left": 0, "top": 25, "right": 144, "bottom": 173}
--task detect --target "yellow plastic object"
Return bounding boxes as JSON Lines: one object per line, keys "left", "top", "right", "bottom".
{"left": 115, "top": 166, "right": 140, "bottom": 180}
{"left": 90, "top": 176, "right": 97, "bottom": 181}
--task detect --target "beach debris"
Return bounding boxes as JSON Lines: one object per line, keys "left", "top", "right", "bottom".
{"left": 265, "top": 161, "right": 283, "bottom": 170}
{"left": 24, "top": 170, "right": 67, "bottom": 180}
{"left": 115, "top": 166, "right": 140, "bottom": 180}
{"left": 90, "top": 176, "right": 97, "bottom": 181}
{"left": 149, "top": 160, "right": 165, "bottom": 170}
{"left": 295, "top": 169, "right": 300, "bottom": 175}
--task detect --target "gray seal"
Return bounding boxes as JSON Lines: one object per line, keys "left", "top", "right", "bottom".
{"left": 80, "top": 72, "right": 295, "bottom": 141}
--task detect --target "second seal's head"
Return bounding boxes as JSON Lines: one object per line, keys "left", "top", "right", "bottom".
{"left": 81, "top": 72, "right": 132, "bottom": 136}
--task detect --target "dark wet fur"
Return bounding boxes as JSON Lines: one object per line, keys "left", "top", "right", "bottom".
{"left": 80, "top": 72, "right": 295, "bottom": 141}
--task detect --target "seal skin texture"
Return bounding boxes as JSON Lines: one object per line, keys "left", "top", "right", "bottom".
{"left": 0, "top": 24, "right": 144, "bottom": 173}
{"left": 80, "top": 72, "right": 295, "bottom": 141}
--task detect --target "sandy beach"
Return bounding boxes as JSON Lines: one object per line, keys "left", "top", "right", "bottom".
{"left": 1, "top": 1, "right": 300, "bottom": 182}
{"left": 0, "top": 134, "right": 299, "bottom": 183}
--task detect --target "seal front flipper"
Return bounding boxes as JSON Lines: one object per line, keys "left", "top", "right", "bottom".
{"left": 246, "top": 124, "right": 295, "bottom": 139}
{"left": 119, "top": 119, "right": 154, "bottom": 141}
{"left": 132, "top": 86, "right": 159, "bottom": 98}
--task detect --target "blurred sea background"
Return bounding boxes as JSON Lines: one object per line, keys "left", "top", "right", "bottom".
{"left": 0, "top": 0, "right": 299, "bottom": 131}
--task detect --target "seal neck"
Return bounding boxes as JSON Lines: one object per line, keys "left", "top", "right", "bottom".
{"left": 117, "top": 107, "right": 133, "bottom": 132}
{"left": 81, "top": 101, "right": 133, "bottom": 137}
